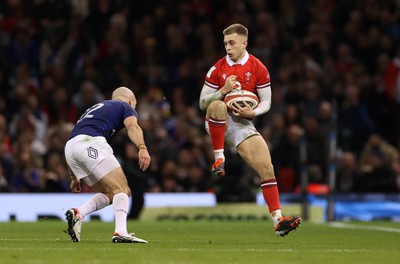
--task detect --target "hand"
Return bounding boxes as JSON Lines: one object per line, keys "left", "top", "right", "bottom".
{"left": 70, "top": 178, "right": 81, "bottom": 193}
{"left": 220, "top": 75, "right": 237, "bottom": 95}
{"left": 230, "top": 101, "right": 255, "bottom": 119}
{"left": 138, "top": 149, "right": 151, "bottom": 171}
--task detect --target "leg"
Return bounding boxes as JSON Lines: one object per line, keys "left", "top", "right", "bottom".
{"left": 206, "top": 101, "right": 228, "bottom": 176}
{"left": 65, "top": 192, "right": 111, "bottom": 242}
{"left": 90, "top": 167, "right": 147, "bottom": 243}
{"left": 90, "top": 167, "right": 131, "bottom": 235}
{"left": 237, "top": 135, "right": 302, "bottom": 236}
{"left": 64, "top": 165, "right": 125, "bottom": 243}
{"left": 76, "top": 193, "right": 111, "bottom": 219}
{"left": 237, "top": 135, "right": 281, "bottom": 215}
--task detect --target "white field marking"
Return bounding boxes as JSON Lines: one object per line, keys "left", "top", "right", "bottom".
{"left": 176, "top": 248, "right": 367, "bottom": 253}
{"left": 325, "top": 222, "right": 400, "bottom": 233}
{"left": 0, "top": 246, "right": 367, "bottom": 253}
{"left": 0, "top": 238, "right": 104, "bottom": 241}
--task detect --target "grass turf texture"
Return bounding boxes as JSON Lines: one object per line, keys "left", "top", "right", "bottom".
{"left": 1, "top": 220, "right": 400, "bottom": 264}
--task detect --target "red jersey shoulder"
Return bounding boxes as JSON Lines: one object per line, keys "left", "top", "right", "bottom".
{"left": 247, "top": 54, "right": 270, "bottom": 85}
{"left": 248, "top": 55, "right": 269, "bottom": 74}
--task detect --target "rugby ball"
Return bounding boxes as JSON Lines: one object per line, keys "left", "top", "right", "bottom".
{"left": 223, "top": 89, "right": 259, "bottom": 110}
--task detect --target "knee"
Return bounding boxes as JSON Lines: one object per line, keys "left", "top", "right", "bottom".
{"left": 207, "top": 101, "right": 227, "bottom": 118}
{"left": 115, "top": 186, "right": 131, "bottom": 197}
{"left": 125, "top": 187, "right": 131, "bottom": 197}
{"left": 104, "top": 186, "right": 131, "bottom": 204}
{"left": 108, "top": 186, "right": 131, "bottom": 202}
{"left": 259, "top": 163, "right": 275, "bottom": 181}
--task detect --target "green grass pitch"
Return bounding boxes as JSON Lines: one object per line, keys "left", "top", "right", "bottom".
{"left": 1, "top": 220, "right": 400, "bottom": 264}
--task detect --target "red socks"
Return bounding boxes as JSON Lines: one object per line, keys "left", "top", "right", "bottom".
{"left": 261, "top": 179, "right": 281, "bottom": 213}
{"left": 208, "top": 118, "right": 225, "bottom": 151}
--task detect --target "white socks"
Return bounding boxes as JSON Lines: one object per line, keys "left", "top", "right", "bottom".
{"left": 113, "top": 193, "right": 129, "bottom": 236}
{"left": 75, "top": 192, "right": 130, "bottom": 236}
{"left": 78, "top": 193, "right": 110, "bottom": 219}
{"left": 271, "top": 209, "right": 283, "bottom": 227}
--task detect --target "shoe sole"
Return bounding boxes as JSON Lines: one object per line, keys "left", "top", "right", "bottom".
{"left": 212, "top": 170, "right": 225, "bottom": 176}
{"left": 277, "top": 217, "right": 302, "bottom": 237}
{"left": 112, "top": 236, "right": 147, "bottom": 243}
{"left": 65, "top": 210, "right": 79, "bottom": 242}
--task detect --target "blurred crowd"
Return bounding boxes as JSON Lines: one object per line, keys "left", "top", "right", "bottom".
{"left": 0, "top": 0, "right": 400, "bottom": 201}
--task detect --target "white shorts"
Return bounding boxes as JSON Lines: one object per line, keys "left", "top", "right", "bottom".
{"left": 205, "top": 112, "right": 260, "bottom": 148}
{"left": 65, "top": 135, "right": 121, "bottom": 186}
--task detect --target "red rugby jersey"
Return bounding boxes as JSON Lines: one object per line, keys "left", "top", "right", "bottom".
{"left": 204, "top": 51, "right": 271, "bottom": 94}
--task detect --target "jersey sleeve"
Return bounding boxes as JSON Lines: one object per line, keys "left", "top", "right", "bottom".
{"left": 255, "top": 60, "right": 271, "bottom": 90}
{"left": 122, "top": 102, "right": 138, "bottom": 119}
{"left": 204, "top": 64, "right": 220, "bottom": 90}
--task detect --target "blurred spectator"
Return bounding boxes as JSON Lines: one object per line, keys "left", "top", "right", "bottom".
{"left": 317, "top": 100, "right": 335, "bottom": 144}
{"left": 41, "top": 151, "right": 69, "bottom": 192}
{"left": 181, "top": 165, "right": 211, "bottom": 193}
{"left": 159, "top": 159, "right": 184, "bottom": 192}
{"left": 337, "top": 83, "right": 372, "bottom": 154}
{"left": 272, "top": 125, "right": 303, "bottom": 193}
{"left": 299, "top": 80, "right": 322, "bottom": 118}
{"left": 0, "top": 143, "right": 13, "bottom": 192}
{"left": 6, "top": 24, "right": 39, "bottom": 71}
{"left": 11, "top": 142, "right": 43, "bottom": 192}
{"left": 9, "top": 101, "right": 47, "bottom": 156}
{"left": 71, "top": 80, "right": 104, "bottom": 117}
{"left": 8, "top": 62, "right": 39, "bottom": 94}
{"left": 0, "top": 114, "right": 12, "bottom": 155}
{"left": 355, "top": 149, "right": 398, "bottom": 193}
{"left": 215, "top": 151, "right": 256, "bottom": 202}
{"left": 384, "top": 47, "right": 400, "bottom": 145}
{"left": 359, "top": 133, "right": 399, "bottom": 173}
{"left": 283, "top": 103, "right": 302, "bottom": 127}
{"left": 41, "top": 86, "right": 78, "bottom": 125}
{"left": 0, "top": 114, "right": 14, "bottom": 191}
{"left": 336, "top": 151, "right": 359, "bottom": 193}
{"left": 303, "top": 116, "right": 327, "bottom": 183}
{"left": 261, "top": 113, "right": 286, "bottom": 150}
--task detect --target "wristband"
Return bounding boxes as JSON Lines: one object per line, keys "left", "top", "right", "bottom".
{"left": 137, "top": 144, "right": 147, "bottom": 150}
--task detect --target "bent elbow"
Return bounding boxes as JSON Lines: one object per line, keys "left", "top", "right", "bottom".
{"left": 199, "top": 99, "right": 208, "bottom": 112}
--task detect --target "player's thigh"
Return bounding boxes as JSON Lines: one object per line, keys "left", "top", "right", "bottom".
{"left": 237, "top": 135, "right": 273, "bottom": 178}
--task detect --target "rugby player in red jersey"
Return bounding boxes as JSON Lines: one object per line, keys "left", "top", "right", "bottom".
{"left": 199, "top": 24, "right": 301, "bottom": 236}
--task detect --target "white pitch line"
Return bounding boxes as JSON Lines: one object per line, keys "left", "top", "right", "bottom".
{"left": 326, "top": 222, "right": 400, "bottom": 233}
{"left": 0, "top": 246, "right": 368, "bottom": 253}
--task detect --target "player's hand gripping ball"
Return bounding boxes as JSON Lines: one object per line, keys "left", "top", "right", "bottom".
{"left": 223, "top": 89, "right": 259, "bottom": 110}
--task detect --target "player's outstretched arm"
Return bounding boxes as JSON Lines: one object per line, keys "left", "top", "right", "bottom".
{"left": 124, "top": 116, "right": 151, "bottom": 171}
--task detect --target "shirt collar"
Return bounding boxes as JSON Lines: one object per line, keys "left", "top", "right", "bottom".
{"left": 226, "top": 51, "right": 249, "bottom": 66}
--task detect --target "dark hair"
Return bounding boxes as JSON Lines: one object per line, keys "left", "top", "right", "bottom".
{"left": 223, "top": 24, "right": 248, "bottom": 38}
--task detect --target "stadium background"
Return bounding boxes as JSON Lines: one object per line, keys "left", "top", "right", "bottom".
{"left": 0, "top": 0, "right": 399, "bottom": 220}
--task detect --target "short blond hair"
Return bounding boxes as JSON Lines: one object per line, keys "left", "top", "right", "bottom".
{"left": 223, "top": 24, "right": 248, "bottom": 38}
